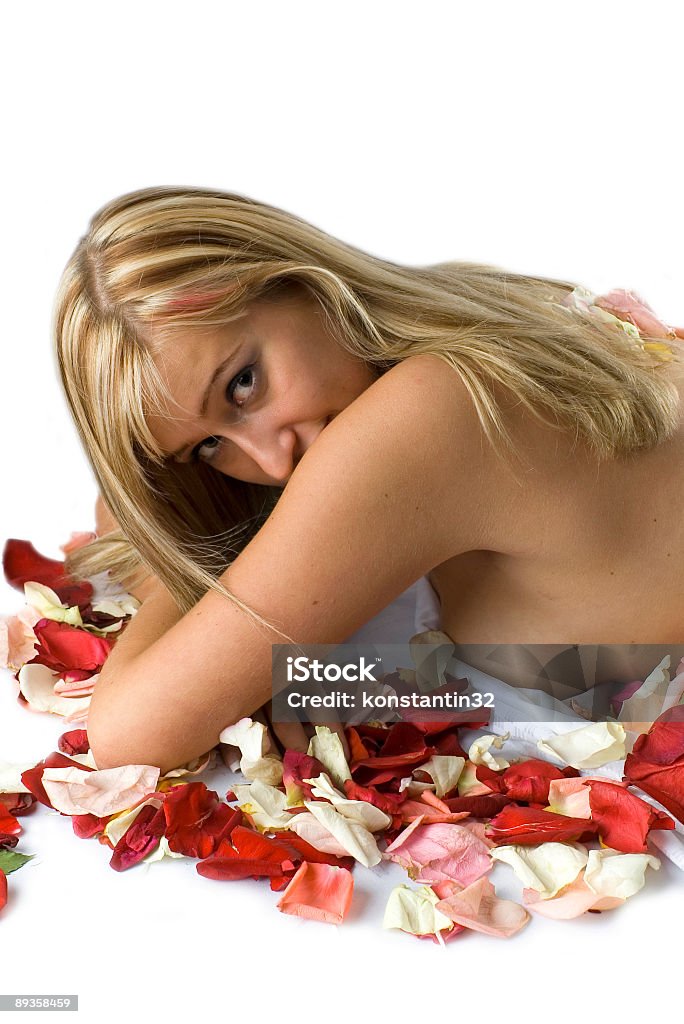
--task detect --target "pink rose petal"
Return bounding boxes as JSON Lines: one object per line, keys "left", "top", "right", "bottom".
{"left": 435, "top": 875, "right": 530, "bottom": 937}
{"left": 523, "top": 877, "right": 624, "bottom": 919}
{"left": 385, "top": 821, "right": 492, "bottom": 885}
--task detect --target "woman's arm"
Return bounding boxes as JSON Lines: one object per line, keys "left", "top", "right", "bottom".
{"left": 87, "top": 355, "right": 489, "bottom": 775}
{"left": 94, "top": 495, "right": 350, "bottom": 756}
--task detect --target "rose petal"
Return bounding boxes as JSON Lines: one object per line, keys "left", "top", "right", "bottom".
{"left": 537, "top": 721, "right": 626, "bottom": 770}
{"left": 383, "top": 884, "right": 456, "bottom": 942}
{"left": 41, "top": 763, "right": 160, "bottom": 816}
{"left": 490, "top": 842, "right": 588, "bottom": 898}
{"left": 434, "top": 875, "right": 530, "bottom": 937}
{"left": 276, "top": 861, "right": 354, "bottom": 925}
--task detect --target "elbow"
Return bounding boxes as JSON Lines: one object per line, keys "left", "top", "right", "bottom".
{"left": 86, "top": 695, "right": 165, "bottom": 773}
{"left": 85, "top": 694, "right": 210, "bottom": 776}
{"left": 86, "top": 710, "right": 144, "bottom": 772}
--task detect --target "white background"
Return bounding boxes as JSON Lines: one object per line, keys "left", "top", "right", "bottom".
{"left": 1, "top": 2, "right": 682, "bottom": 1020}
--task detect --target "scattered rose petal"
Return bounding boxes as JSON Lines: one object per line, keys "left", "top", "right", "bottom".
{"left": 623, "top": 715, "right": 684, "bottom": 824}
{"left": 537, "top": 721, "right": 626, "bottom": 770}
{"left": 486, "top": 805, "right": 598, "bottom": 845}
{"left": 468, "top": 733, "right": 511, "bottom": 770}
{"left": 232, "top": 779, "right": 292, "bottom": 831}
{"left": 286, "top": 811, "right": 353, "bottom": 858}
{"left": 2, "top": 538, "right": 93, "bottom": 608}
{"left": 586, "top": 779, "right": 674, "bottom": 853}
{"left": 219, "top": 717, "right": 283, "bottom": 785}
{"left": 435, "top": 875, "right": 530, "bottom": 937}
{"left": 383, "top": 884, "right": 456, "bottom": 943}
{"left": 303, "top": 799, "right": 382, "bottom": 867}
{"left": 17, "top": 663, "right": 92, "bottom": 718}
{"left": 413, "top": 755, "right": 465, "bottom": 797}
{"left": 23, "top": 582, "right": 83, "bottom": 627}
{"left": 0, "top": 605, "right": 42, "bottom": 671}
{"left": 385, "top": 821, "right": 492, "bottom": 885}
{"left": 276, "top": 861, "right": 354, "bottom": 924}
{"left": 490, "top": 842, "right": 588, "bottom": 898}
{"left": 547, "top": 774, "right": 628, "bottom": 818}
{"left": 584, "top": 847, "right": 660, "bottom": 900}
{"left": 41, "top": 764, "right": 160, "bottom": 816}
{"left": 304, "top": 773, "right": 392, "bottom": 832}
{"left": 307, "top": 727, "right": 352, "bottom": 789}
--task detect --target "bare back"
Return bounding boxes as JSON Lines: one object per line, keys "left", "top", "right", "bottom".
{"left": 426, "top": 348, "right": 684, "bottom": 692}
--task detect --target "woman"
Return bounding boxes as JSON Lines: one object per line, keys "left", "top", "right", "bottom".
{"left": 54, "top": 185, "right": 684, "bottom": 774}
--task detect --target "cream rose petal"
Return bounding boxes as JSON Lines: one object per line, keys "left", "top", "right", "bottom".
{"left": 91, "top": 595, "right": 140, "bottom": 618}
{"left": 468, "top": 733, "right": 510, "bottom": 770}
{"left": 23, "top": 582, "right": 83, "bottom": 626}
{"left": 304, "top": 773, "right": 391, "bottom": 832}
{"left": 232, "top": 779, "right": 292, "bottom": 831}
{"left": 303, "top": 799, "right": 382, "bottom": 867}
{"left": 161, "top": 751, "right": 214, "bottom": 778}
{"left": 286, "top": 811, "right": 352, "bottom": 857}
{"left": 414, "top": 755, "right": 465, "bottom": 797}
{"left": 219, "top": 717, "right": 283, "bottom": 786}
{"left": 18, "top": 662, "right": 92, "bottom": 718}
{"left": 399, "top": 778, "right": 435, "bottom": 798}
{"left": 307, "top": 726, "right": 352, "bottom": 789}
{"left": 142, "top": 834, "right": 187, "bottom": 864}
{"left": 618, "top": 656, "right": 684, "bottom": 729}
{"left": 41, "top": 764, "right": 160, "bottom": 816}
{"left": 537, "top": 721, "right": 626, "bottom": 770}
{"left": 457, "top": 760, "right": 493, "bottom": 797}
{"left": 383, "top": 884, "right": 455, "bottom": 940}
{"left": 584, "top": 848, "right": 660, "bottom": 900}
{"left": 0, "top": 760, "right": 35, "bottom": 793}
{"left": 490, "top": 842, "right": 588, "bottom": 899}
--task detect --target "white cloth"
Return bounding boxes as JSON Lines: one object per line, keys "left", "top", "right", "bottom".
{"left": 349, "top": 575, "right": 684, "bottom": 871}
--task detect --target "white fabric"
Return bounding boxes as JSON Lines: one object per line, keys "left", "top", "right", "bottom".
{"left": 346, "top": 575, "right": 684, "bottom": 871}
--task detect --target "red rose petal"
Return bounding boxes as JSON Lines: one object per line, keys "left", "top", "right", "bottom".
{"left": 586, "top": 780, "right": 674, "bottom": 853}
{"left": 110, "top": 804, "right": 167, "bottom": 871}
{"left": 624, "top": 716, "right": 684, "bottom": 824}
{"left": 2, "top": 538, "right": 93, "bottom": 607}
{"left": 32, "top": 619, "right": 113, "bottom": 674}
{"left": 486, "top": 804, "right": 599, "bottom": 845}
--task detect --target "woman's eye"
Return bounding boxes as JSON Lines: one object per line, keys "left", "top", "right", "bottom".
{"left": 227, "top": 364, "right": 257, "bottom": 405}
{"left": 191, "top": 435, "right": 222, "bottom": 463}
{"left": 190, "top": 364, "right": 257, "bottom": 464}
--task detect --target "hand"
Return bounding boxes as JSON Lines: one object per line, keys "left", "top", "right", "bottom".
{"left": 260, "top": 699, "right": 351, "bottom": 761}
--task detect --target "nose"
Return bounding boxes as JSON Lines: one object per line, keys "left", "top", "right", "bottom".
{"left": 236, "top": 417, "right": 329, "bottom": 484}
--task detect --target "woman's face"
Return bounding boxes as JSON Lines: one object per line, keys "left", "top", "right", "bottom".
{"left": 146, "top": 284, "right": 380, "bottom": 487}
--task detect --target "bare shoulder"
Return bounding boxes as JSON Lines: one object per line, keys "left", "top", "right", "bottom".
{"left": 287, "top": 352, "right": 501, "bottom": 558}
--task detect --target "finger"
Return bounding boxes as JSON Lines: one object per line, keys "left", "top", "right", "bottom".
{"left": 262, "top": 699, "right": 311, "bottom": 755}
{"left": 251, "top": 706, "right": 277, "bottom": 753}
{"left": 272, "top": 720, "right": 311, "bottom": 755}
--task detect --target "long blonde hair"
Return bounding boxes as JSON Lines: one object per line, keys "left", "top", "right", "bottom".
{"left": 53, "top": 185, "right": 682, "bottom": 638}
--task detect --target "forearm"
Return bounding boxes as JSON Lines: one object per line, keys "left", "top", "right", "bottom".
{"left": 93, "top": 493, "right": 184, "bottom": 672}
{"left": 100, "top": 576, "right": 184, "bottom": 679}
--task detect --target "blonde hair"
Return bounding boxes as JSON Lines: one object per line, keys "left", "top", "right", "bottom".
{"left": 53, "top": 185, "right": 682, "bottom": 638}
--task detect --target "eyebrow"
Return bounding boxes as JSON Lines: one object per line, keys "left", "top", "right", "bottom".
{"left": 168, "top": 347, "right": 242, "bottom": 460}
